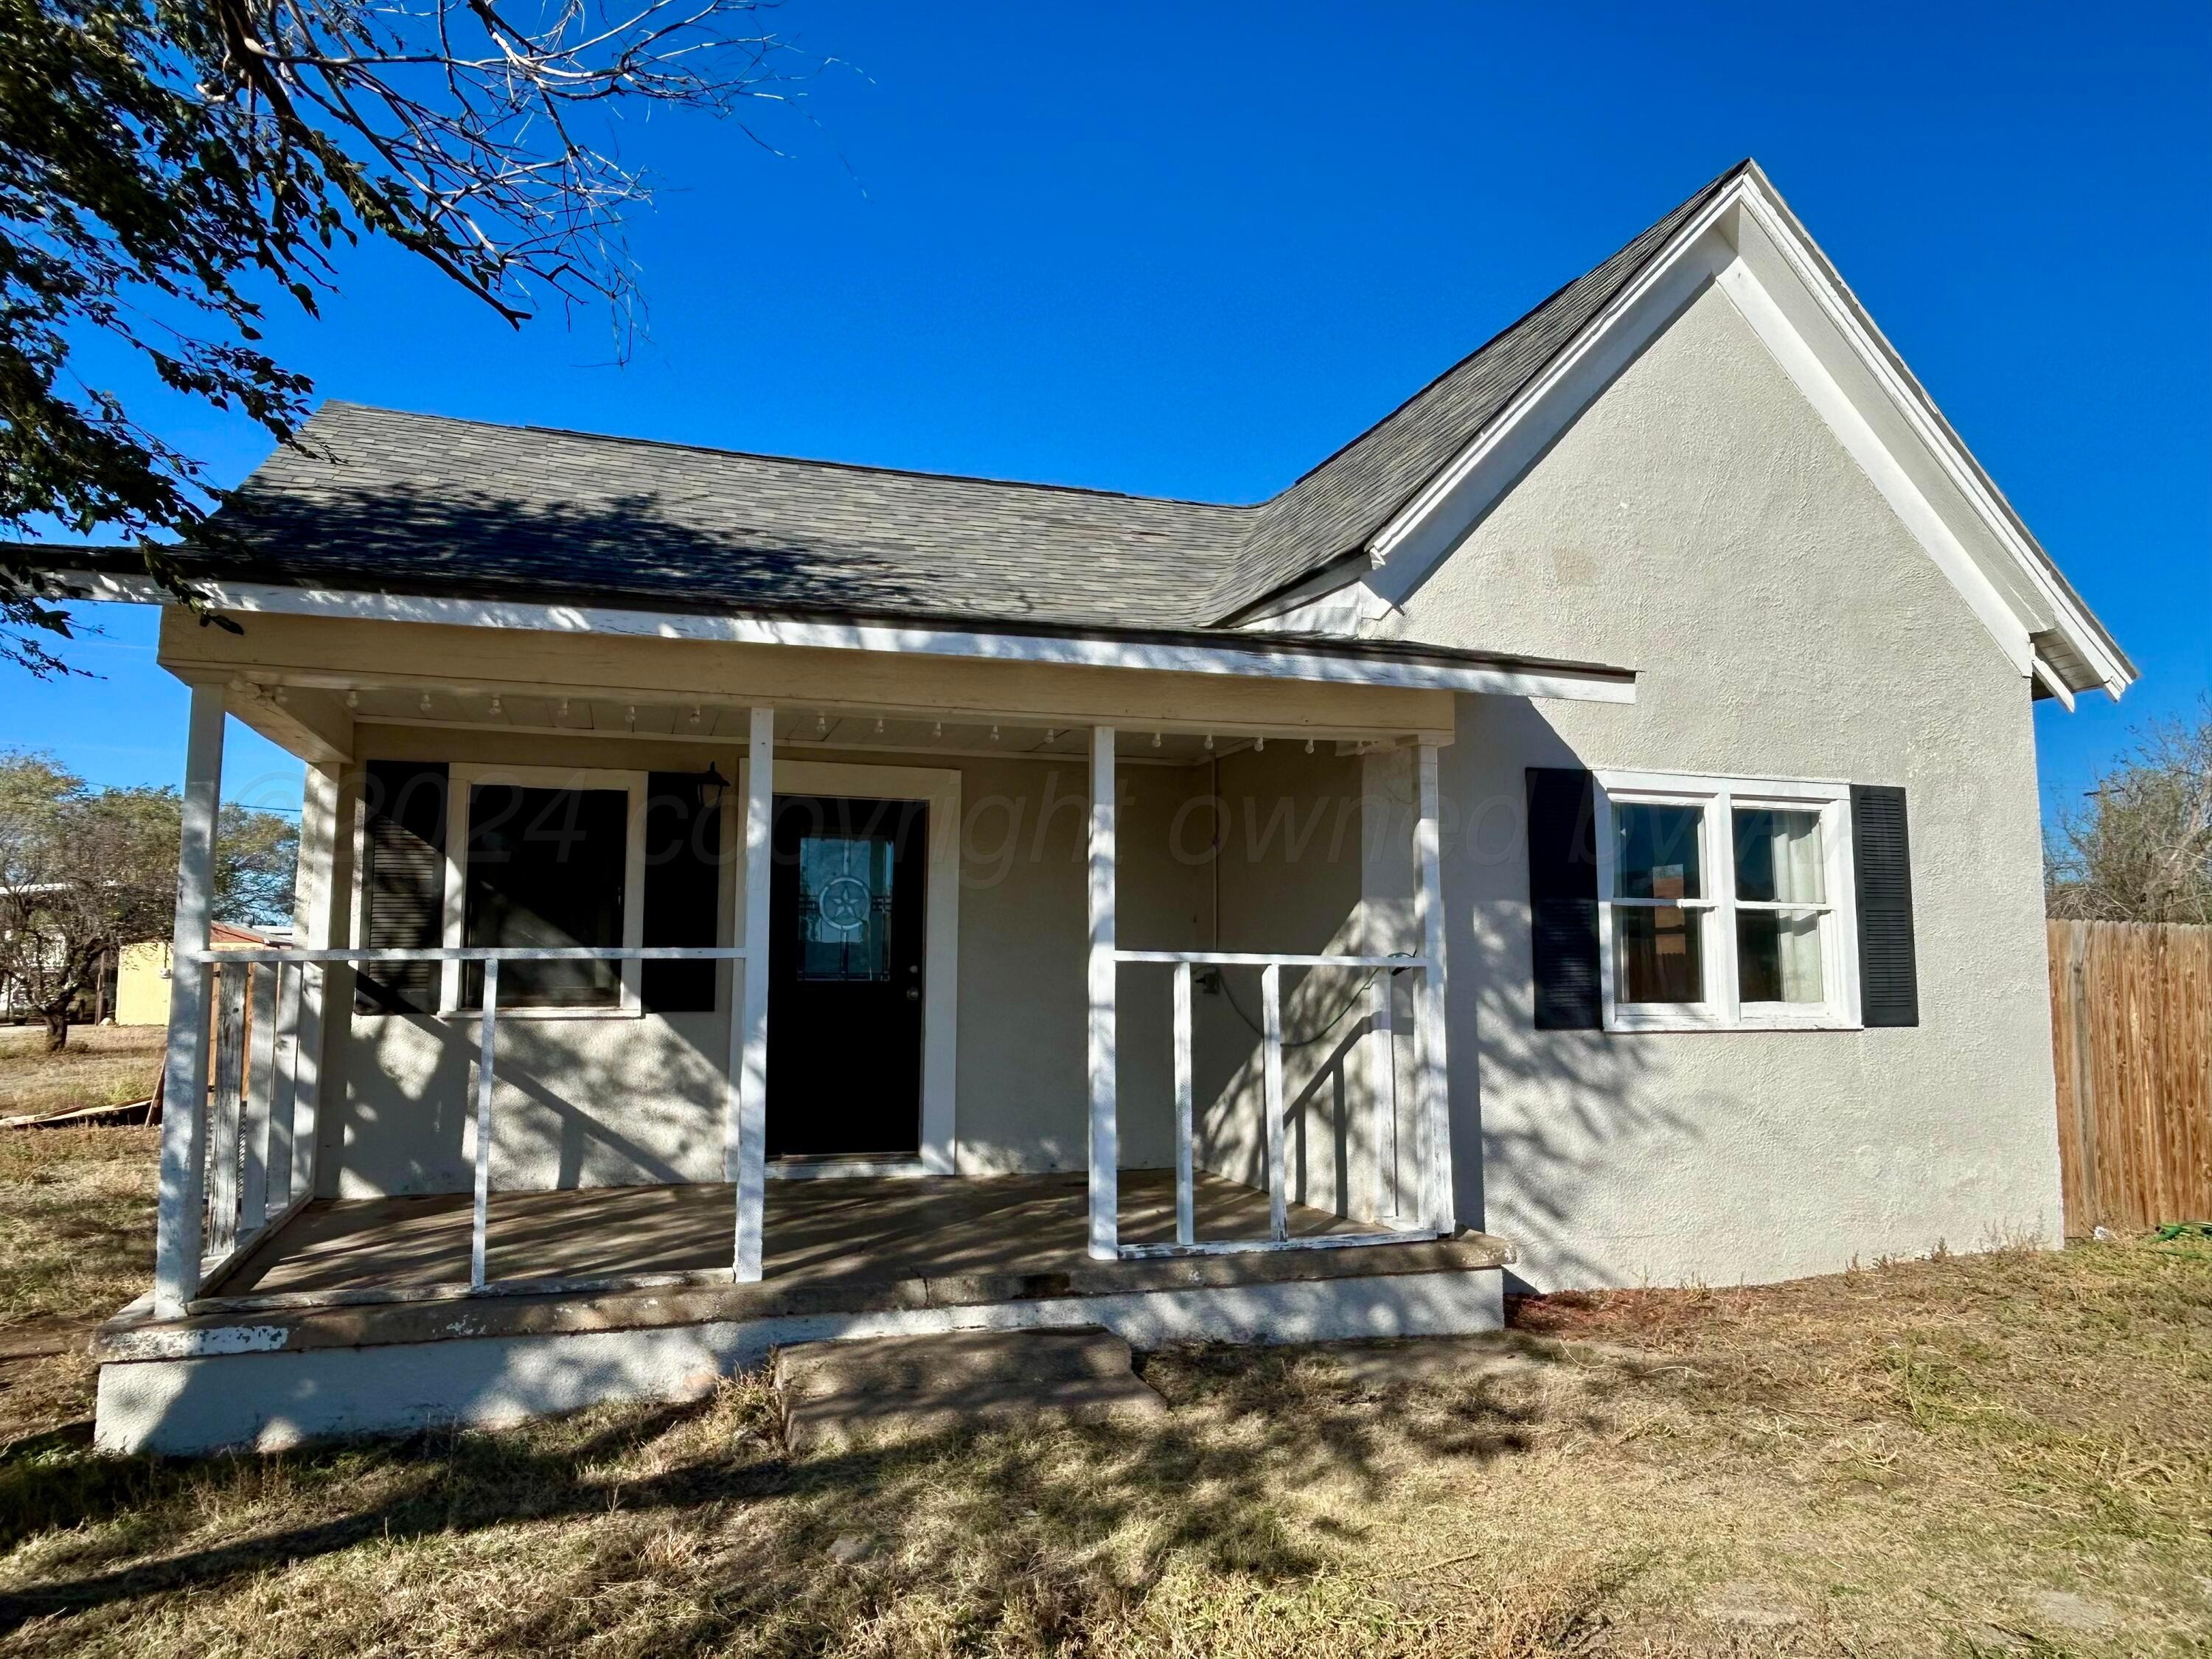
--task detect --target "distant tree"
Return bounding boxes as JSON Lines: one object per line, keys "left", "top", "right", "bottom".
{"left": 1, "top": 0, "right": 816, "bottom": 672}
{"left": 0, "top": 748, "right": 295, "bottom": 1048}
{"left": 215, "top": 800, "right": 300, "bottom": 929}
{"left": 2046, "top": 700, "right": 2212, "bottom": 925}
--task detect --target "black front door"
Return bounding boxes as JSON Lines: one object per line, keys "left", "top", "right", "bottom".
{"left": 766, "top": 794, "right": 929, "bottom": 1159}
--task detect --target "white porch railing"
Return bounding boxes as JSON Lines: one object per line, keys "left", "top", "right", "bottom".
{"left": 1082, "top": 726, "right": 1458, "bottom": 1262}
{"left": 180, "top": 945, "right": 746, "bottom": 1304}
{"left": 1111, "top": 951, "right": 1439, "bottom": 1260}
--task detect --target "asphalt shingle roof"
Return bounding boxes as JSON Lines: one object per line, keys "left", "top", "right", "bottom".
{"left": 192, "top": 164, "right": 1747, "bottom": 635}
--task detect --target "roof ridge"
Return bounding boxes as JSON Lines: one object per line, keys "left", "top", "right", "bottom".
{"left": 310, "top": 400, "right": 1253, "bottom": 514}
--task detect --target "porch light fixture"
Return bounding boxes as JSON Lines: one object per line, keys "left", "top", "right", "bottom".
{"left": 686, "top": 764, "right": 730, "bottom": 810}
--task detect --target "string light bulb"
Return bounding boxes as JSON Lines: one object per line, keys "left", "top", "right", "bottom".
{"left": 815, "top": 712, "right": 828, "bottom": 736}
{"left": 488, "top": 695, "right": 503, "bottom": 717}
{"left": 874, "top": 718, "right": 886, "bottom": 734}
{"left": 419, "top": 692, "right": 433, "bottom": 714}
{"left": 932, "top": 721, "right": 943, "bottom": 740}
{"left": 1152, "top": 731, "right": 1162, "bottom": 748}
{"left": 1203, "top": 733, "right": 1214, "bottom": 751}
{"left": 1306, "top": 738, "right": 1315, "bottom": 753}
{"left": 345, "top": 689, "right": 360, "bottom": 710}
{"left": 990, "top": 724, "right": 1001, "bottom": 742}
{"left": 625, "top": 704, "right": 636, "bottom": 731}
{"left": 689, "top": 706, "right": 702, "bottom": 728}
{"left": 1254, "top": 735, "right": 1265, "bottom": 751}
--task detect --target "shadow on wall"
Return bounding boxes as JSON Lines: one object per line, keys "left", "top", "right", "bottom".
{"left": 338, "top": 1009, "right": 729, "bottom": 1196}
{"left": 1449, "top": 697, "right": 1685, "bottom": 1290}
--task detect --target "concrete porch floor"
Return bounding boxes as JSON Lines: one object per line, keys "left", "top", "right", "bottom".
{"left": 212, "top": 1169, "right": 1370, "bottom": 1300}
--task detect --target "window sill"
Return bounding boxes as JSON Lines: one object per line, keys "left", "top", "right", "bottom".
{"left": 1603, "top": 1013, "right": 1863, "bottom": 1034}
{"left": 440, "top": 1005, "right": 647, "bottom": 1023}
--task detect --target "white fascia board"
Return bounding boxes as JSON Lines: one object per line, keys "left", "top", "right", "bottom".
{"left": 1730, "top": 188, "right": 2131, "bottom": 700}
{"left": 1712, "top": 250, "right": 2033, "bottom": 676}
{"left": 1363, "top": 175, "right": 2132, "bottom": 705}
{"left": 63, "top": 570, "right": 1635, "bottom": 704}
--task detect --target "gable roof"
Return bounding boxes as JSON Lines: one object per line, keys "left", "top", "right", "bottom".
{"left": 133, "top": 159, "right": 2125, "bottom": 695}
{"left": 1202, "top": 164, "right": 1748, "bottom": 621}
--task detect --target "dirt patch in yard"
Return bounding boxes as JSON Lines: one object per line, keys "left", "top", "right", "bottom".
{"left": 0, "top": 1130, "right": 2205, "bottom": 1656}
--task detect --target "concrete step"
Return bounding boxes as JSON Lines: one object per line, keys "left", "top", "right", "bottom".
{"left": 773, "top": 1326, "right": 1166, "bottom": 1455}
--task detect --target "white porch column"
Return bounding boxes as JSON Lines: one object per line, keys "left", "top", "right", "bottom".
{"left": 1411, "top": 740, "right": 1457, "bottom": 1234}
{"left": 285, "top": 762, "right": 341, "bottom": 1203}
{"left": 1087, "top": 724, "right": 1118, "bottom": 1260}
{"left": 153, "top": 685, "right": 226, "bottom": 1315}
{"left": 731, "top": 706, "right": 774, "bottom": 1281}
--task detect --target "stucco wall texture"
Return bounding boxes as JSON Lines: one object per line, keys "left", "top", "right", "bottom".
{"left": 1374, "top": 279, "right": 2062, "bottom": 1289}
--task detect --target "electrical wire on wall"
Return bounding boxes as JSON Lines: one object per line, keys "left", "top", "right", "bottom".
{"left": 1205, "top": 752, "right": 1417, "bottom": 1049}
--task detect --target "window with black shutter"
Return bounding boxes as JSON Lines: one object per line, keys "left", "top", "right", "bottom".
{"left": 355, "top": 761, "right": 448, "bottom": 1014}
{"left": 641, "top": 771, "right": 723, "bottom": 1013}
{"left": 1527, "top": 767, "right": 1918, "bottom": 1034}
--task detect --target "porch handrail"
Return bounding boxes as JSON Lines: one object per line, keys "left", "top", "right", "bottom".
{"left": 177, "top": 942, "right": 749, "bottom": 1301}
{"left": 1113, "top": 947, "right": 1433, "bottom": 1259}
{"left": 186, "top": 946, "right": 746, "bottom": 964}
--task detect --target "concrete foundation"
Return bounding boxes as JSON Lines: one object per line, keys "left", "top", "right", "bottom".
{"left": 95, "top": 1265, "right": 1504, "bottom": 1454}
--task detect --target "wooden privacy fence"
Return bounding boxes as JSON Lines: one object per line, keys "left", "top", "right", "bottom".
{"left": 2048, "top": 919, "right": 2212, "bottom": 1235}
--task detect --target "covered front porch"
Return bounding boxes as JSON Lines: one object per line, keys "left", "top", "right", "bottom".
{"left": 88, "top": 598, "right": 1627, "bottom": 1448}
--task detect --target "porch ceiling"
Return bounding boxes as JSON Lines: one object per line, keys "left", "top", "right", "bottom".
{"left": 257, "top": 683, "right": 1422, "bottom": 765}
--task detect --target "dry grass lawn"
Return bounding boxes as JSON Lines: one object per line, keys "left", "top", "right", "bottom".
{"left": 0, "top": 1131, "right": 2206, "bottom": 1656}
{"left": 0, "top": 1027, "right": 164, "bottom": 1121}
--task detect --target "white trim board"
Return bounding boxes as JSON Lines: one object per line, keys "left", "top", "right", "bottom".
{"left": 739, "top": 758, "right": 962, "bottom": 1178}
{"left": 62, "top": 571, "right": 1635, "bottom": 705}
{"left": 1352, "top": 170, "right": 2131, "bottom": 703}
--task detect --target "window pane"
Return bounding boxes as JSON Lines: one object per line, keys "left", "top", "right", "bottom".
{"left": 465, "top": 785, "right": 627, "bottom": 1008}
{"left": 798, "top": 835, "right": 894, "bottom": 981}
{"left": 1733, "top": 808, "right": 1825, "bottom": 903}
{"left": 1737, "top": 909, "right": 1826, "bottom": 1004}
{"left": 1614, "top": 905, "right": 1704, "bottom": 1004}
{"left": 1613, "top": 803, "right": 1704, "bottom": 900}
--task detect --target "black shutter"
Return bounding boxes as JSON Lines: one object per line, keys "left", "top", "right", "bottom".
{"left": 1526, "top": 768, "right": 1602, "bottom": 1030}
{"left": 642, "top": 771, "right": 722, "bottom": 1013}
{"left": 1851, "top": 785, "right": 1919, "bottom": 1027}
{"left": 356, "top": 761, "right": 448, "bottom": 1014}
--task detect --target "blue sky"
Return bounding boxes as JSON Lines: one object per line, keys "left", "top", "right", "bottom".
{"left": 5, "top": 0, "right": 2206, "bottom": 826}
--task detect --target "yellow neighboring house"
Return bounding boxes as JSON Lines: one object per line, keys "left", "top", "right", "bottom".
{"left": 114, "top": 922, "right": 277, "bottom": 1025}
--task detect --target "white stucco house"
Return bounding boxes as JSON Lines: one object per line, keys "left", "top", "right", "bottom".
{"left": 71, "top": 159, "right": 2132, "bottom": 1453}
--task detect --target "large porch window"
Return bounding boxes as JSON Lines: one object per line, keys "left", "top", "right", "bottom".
{"left": 442, "top": 766, "right": 648, "bottom": 1015}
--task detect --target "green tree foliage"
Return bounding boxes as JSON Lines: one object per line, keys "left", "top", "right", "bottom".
{"left": 0, "top": 747, "right": 295, "bottom": 1048}
{"left": 2047, "top": 700, "right": 2212, "bottom": 925}
{"left": 1, "top": 0, "right": 806, "bottom": 670}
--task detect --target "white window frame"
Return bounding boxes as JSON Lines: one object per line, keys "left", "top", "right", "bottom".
{"left": 441, "top": 764, "right": 650, "bottom": 1019}
{"left": 1593, "top": 769, "right": 1861, "bottom": 1034}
